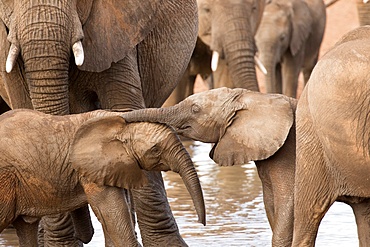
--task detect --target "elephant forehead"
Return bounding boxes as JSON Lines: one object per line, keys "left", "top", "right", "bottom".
{"left": 130, "top": 122, "right": 173, "bottom": 145}
{"left": 189, "top": 87, "right": 236, "bottom": 105}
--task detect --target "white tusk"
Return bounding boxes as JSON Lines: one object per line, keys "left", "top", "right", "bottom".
{"left": 211, "top": 51, "right": 219, "bottom": 72}
{"left": 364, "top": 0, "right": 369, "bottom": 3}
{"left": 72, "top": 41, "right": 84, "bottom": 66}
{"left": 6, "top": 43, "right": 20, "bottom": 73}
{"left": 254, "top": 55, "right": 267, "bottom": 75}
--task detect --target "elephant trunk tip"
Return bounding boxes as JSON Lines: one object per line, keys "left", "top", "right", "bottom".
{"left": 198, "top": 213, "right": 206, "bottom": 226}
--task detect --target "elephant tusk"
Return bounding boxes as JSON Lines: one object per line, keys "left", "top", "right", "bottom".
{"left": 6, "top": 43, "right": 20, "bottom": 73}
{"left": 254, "top": 55, "right": 267, "bottom": 75}
{"left": 73, "top": 41, "right": 84, "bottom": 66}
{"left": 211, "top": 51, "right": 219, "bottom": 72}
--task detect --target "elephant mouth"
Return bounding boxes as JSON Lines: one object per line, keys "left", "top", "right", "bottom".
{"left": 209, "top": 143, "right": 218, "bottom": 160}
{"left": 176, "top": 124, "right": 192, "bottom": 133}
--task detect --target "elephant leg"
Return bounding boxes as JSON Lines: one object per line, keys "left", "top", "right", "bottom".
{"left": 294, "top": 103, "right": 336, "bottom": 246}
{"left": 98, "top": 48, "right": 145, "bottom": 111}
{"left": 270, "top": 170, "right": 294, "bottom": 247}
{"left": 13, "top": 216, "right": 39, "bottom": 247}
{"left": 257, "top": 151, "right": 295, "bottom": 247}
{"left": 213, "top": 59, "right": 233, "bottom": 89}
{"left": 40, "top": 213, "right": 83, "bottom": 247}
{"left": 293, "top": 172, "right": 335, "bottom": 246}
{"left": 348, "top": 200, "right": 370, "bottom": 247}
{"left": 256, "top": 164, "right": 275, "bottom": 229}
{"left": 70, "top": 205, "right": 94, "bottom": 244}
{"left": 69, "top": 48, "right": 146, "bottom": 113}
{"left": 81, "top": 179, "right": 140, "bottom": 246}
{"left": 132, "top": 171, "right": 187, "bottom": 246}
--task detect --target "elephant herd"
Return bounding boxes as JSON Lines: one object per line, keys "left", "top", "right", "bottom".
{"left": 0, "top": 0, "right": 368, "bottom": 247}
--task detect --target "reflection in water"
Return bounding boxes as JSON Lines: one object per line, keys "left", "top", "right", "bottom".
{"left": 0, "top": 141, "right": 359, "bottom": 246}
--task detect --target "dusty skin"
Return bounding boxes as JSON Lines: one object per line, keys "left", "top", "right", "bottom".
{"left": 0, "top": 0, "right": 363, "bottom": 246}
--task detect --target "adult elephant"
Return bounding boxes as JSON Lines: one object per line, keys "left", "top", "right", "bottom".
{"left": 255, "top": 0, "right": 326, "bottom": 98}
{"left": 164, "top": 0, "right": 265, "bottom": 106}
{"left": 291, "top": 26, "right": 370, "bottom": 246}
{"left": 0, "top": 0, "right": 198, "bottom": 246}
{"left": 356, "top": 0, "right": 370, "bottom": 26}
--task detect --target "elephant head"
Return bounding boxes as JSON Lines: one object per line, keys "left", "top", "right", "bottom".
{"left": 70, "top": 116, "right": 206, "bottom": 226}
{"left": 0, "top": 0, "right": 160, "bottom": 115}
{"left": 121, "top": 87, "right": 296, "bottom": 166}
{"left": 255, "top": 0, "right": 313, "bottom": 94}
{"left": 197, "top": 0, "right": 265, "bottom": 90}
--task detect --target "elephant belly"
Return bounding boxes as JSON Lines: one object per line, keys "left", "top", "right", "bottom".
{"left": 16, "top": 179, "right": 88, "bottom": 217}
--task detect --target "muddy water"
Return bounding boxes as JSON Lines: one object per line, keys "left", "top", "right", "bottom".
{"left": 0, "top": 141, "right": 359, "bottom": 246}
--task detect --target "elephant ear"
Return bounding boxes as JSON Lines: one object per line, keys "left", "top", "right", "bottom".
{"left": 70, "top": 116, "right": 148, "bottom": 189}
{"left": 77, "top": 0, "right": 160, "bottom": 72}
{"left": 290, "top": 0, "right": 313, "bottom": 56}
{"left": 210, "top": 93, "right": 295, "bottom": 166}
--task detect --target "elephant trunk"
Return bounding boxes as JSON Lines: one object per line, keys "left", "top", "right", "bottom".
{"left": 215, "top": 11, "right": 259, "bottom": 91}
{"left": 122, "top": 105, "right": 185, "bottom": 131}
{"left": 16, "top": 0, "right": 83, "bottom": 115}
{"left": 23, "top": 42, "right": 70, "bottom": 115}
{"left": 260, "top": 52, "right": 281, "bottom": 94}
{"left": 224, "top": 34, "right": 258, "bottom": 91}
{"left": 168, "top": 136, "right": 206, "bottom": 226}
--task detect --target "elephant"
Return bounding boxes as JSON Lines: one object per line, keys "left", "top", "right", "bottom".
{"left": 163, "top": 0, "right": 266, "bottom": 107}
{"left": 0, "top": 108, "right": 206, "bottom": 247}
{"left": 0, "top": 0, "right": 199, "bottom": 245}
{"left": 356, "top": 0, "right": 370, "bottom": 26}
{"left": 121, "top": 86, "right": 370, "bottom": 246}
{"left": 290, "top": 26, "right": 370, "bottom": 246}
{"left": 121, "top": 87, "right": 297, "bottom": 246}
{"left": 255, "top": 0, "right": 326, "bottom": 98}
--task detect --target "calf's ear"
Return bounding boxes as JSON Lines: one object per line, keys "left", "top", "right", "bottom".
{"left": 70, "top": 116, "right": 148, "bottom": 189}
{"left": 210, "top": 93, "right": 294, "bottom": 166}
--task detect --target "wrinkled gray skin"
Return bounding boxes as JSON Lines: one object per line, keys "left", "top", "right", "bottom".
{"left": 0, "top": 0, "right": 198, "bottom": 246}
{"left": 356, "top": 0, "right": 370, "bottom": 26}
{"left": 164, "top": 0, "right": 265, "bottom": 106}
{"left": 121, "top": 87, "right": 370, "bottom": 246}
{"left": 0, "top": 109, "right": 205, "bottom": 247}
{"left": 255, "top": 0, "right": 326, "bottom": 98}
{"left": 292, "top": 26, "right": 370, "bottom": 247}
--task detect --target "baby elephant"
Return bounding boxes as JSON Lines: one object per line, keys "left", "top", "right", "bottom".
{"left": 0, "top": 109, "right": 205, "bottom": 247}
{"left": 122, "top": 87, "right": 370, "bottom": 246}
{"left": 122, "top": 87, "right": 297, "bottom": 246}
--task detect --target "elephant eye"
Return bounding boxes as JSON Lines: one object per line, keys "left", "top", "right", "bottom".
{"left": 200, "top": 3, "right": 211, "bottom": 13}
{"left": 280, "top": 33, "right": 287, "bottom": 42}
{"left": 191, "top": 104, "right": 201, "bottom": 113}
{"left": 150, "top": 145, "right": 161, "bottom": 156}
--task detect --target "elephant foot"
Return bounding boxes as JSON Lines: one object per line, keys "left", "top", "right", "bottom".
{"left": 141, "top": 232, "right": 188, "bottom": 247}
